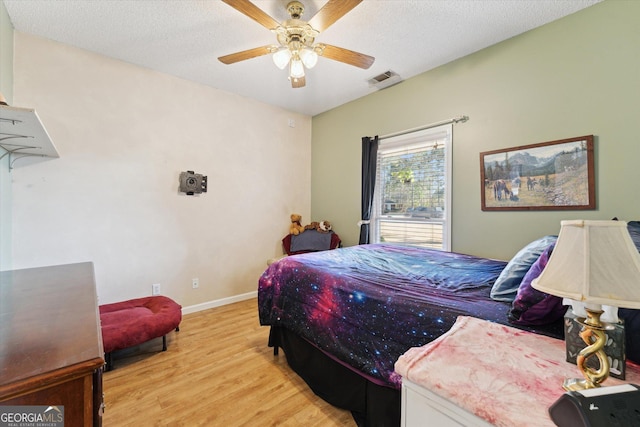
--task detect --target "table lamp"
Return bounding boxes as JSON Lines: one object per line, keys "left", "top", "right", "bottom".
{"left": 532, "top": 220, "right": 640, "bottom": 391}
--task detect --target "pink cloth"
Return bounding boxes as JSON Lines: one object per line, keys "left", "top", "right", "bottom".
{"left": 395, "top": 316, "right": 640, "bottom": 427}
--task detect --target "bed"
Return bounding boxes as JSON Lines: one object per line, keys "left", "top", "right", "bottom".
{"left": 257, "top": 224, "right": 640, "bottom": 427}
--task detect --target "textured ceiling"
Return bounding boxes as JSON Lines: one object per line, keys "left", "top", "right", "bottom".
{"left": 3, "top": 0, "right": 601, "bottom": 116}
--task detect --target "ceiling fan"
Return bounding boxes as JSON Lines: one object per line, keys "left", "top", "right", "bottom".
{"left": 218, "top": 0, "right": 375, "bottom": 88}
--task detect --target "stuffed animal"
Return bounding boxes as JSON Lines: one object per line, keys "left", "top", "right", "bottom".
{"left": 317, "top": 220, "right": 332, "bottom": 233}
{"left": 303, "top": 220, "right": 332, "bottom": 233}
{"left": 304, "top": 221, "right": 320, "bottom": 231}
{"left": 289, "top": 214, "right": 305, "bottom": 235}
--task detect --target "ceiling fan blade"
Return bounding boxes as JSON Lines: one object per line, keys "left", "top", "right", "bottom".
{"left": 317, "top": 44, "right": 374, "bottom": 69}
{"left": 308, "top": 0, "right": 363, "bottom": 33}
{"left": 291, "top": 76, "right": 306, "bottom": 88}
{"left": 222, "top": 0, "right": 281, "bottom": 30}
{"left": 218, "top": 45, "right": 273, "bottom": 64}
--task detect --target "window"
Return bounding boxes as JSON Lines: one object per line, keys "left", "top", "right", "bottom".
{"left": 371, "top": 124, "right": 452, "bottom": 250}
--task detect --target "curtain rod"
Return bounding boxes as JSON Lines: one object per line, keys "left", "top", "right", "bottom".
{"left": 377, "top": 115, "right": 469, "bottom": 141}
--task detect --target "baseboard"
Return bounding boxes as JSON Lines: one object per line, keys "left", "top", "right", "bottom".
{"left": 181, "top": 290, "right": 257, "bottom": 315}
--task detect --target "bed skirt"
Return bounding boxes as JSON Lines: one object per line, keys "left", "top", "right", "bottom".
{"left": 268, "top": 326, "right": 401, "bottom": 427}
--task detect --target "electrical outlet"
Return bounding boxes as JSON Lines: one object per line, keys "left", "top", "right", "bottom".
{"left": 192, "top": 278, "right": 199, "bottom": 289}
{"left": 152, "top": 283, "right": 161, "bottom": 295}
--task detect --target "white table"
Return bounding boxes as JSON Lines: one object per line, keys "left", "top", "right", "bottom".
{"left": 395, "top": 316, "right": 640, "bottom": 427}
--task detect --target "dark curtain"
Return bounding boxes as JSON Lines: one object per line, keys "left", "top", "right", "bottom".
{"left": 359, "top": 136, "right": 379, "bottom": 244}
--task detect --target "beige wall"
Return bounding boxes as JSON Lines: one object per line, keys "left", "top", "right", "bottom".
{"left": 11, "top": 32, "right": 312, "bottom": 308}
{"left": 0, "top": 0, "right": 13, "bottom": 269}
{"left": 311, "top": 0, "right": 640, "bottom": 260}
{"left": 0, "top": 1, "right": 12, "bottom": 104}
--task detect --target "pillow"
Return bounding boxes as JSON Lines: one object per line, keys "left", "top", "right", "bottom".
{"left": 618, "top": 308, "right": 640, "bottom": 364}
{"left": 282, "top": 230, "right": 341, "bottom": 255}
{"left": 290, "top": 229, "right": 333, "bottom": 253}
{"left": 627, "top": 221, "right": 640, "bottom": 252}
{"left": 490, "top": 235, "right": 557, "bottom": 302}
{"left": 612, "top": 218, "right": 640, "bottom": 252}
{"left": 508, "top": 243, "right": 567, "bottom": 326}
{"left": 607, "top": 220, "right": 640, "bottom": 364}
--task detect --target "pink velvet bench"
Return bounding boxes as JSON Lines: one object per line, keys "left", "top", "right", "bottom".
{"left": 99, "top": 296, "right": 182, "bottom": 371}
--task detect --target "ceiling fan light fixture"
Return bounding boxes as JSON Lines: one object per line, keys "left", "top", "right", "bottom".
{"left": 299, "top": 48, "right": 318, "bottom": 69}
{"left": 219, "top": 0, "right": 375, "bottom": 89}
{"left": 272, "top": 48, "right": 292, "bottom": 69}
{"left": 290, "top": 57, "right": 305, "bottom": 78}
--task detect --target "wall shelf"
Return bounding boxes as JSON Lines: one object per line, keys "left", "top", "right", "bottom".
{"left": 0, "top": 104, "right": 59, "bottom": 170}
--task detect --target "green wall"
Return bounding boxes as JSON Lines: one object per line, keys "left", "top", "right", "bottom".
{"left": 311, "top": 0, "right": 640, "bottom": 260}
{"left": 0, "top": 0, "right": 13, "bottom": 270}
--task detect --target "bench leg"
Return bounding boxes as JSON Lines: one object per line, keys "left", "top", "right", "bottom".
{"left": 162, "top": 326, "right": 179, "bottom": 351}
{"left": 104, "top": 352, "right": 113, "bottom": 371}
{"left": 103, "top": 326, "right": 178, "bottom": 370}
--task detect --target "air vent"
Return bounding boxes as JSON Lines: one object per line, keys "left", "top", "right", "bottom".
{"left": 368, "top": 70, "right": 402, "bottom": 90}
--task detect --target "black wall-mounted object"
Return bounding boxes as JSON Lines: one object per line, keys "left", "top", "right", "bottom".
{"left": 549, "top": 384, "right": 640, "bottom": 426}
{"left": 179, "top": 171, "right": 207, "bottom": 195}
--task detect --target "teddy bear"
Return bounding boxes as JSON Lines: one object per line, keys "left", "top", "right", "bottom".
{"left": 289, "top": 213, "right": 305, "bottom": 235}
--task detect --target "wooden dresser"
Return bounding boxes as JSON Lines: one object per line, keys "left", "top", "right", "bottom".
{"left": 0, "top": 262, "right": 104, "bottom": 426}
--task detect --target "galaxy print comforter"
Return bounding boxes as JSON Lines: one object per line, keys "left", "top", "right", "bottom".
{"left": 258, "top": 243, "right": 513, "bottom": 389}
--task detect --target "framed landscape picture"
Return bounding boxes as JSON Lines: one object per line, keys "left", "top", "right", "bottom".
{"left": 480, "top": 135, "right": 595, "bottom": 211}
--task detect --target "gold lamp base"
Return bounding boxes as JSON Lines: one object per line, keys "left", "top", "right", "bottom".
{"left": 563, "top": 377, "right": 600, "bottom": 392}
{"left": 563, "top": 308, "right": 613, "bottom": 391}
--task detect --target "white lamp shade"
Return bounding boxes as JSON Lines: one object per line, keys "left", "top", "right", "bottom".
{"left": 289, "top": 58, "right": 305, "bottom": 78}
{"left": 299, "top": 48, "right": 318, "bottom": 69}
{"left": 272, "top": 48, "right": 292, "bottom": 69}
{"left": 532, "top": 220, "right": 640, "bottom": 308}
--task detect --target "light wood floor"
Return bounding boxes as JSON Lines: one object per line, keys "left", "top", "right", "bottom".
{"left": 102, "top": 298, "right": 355, "bottom": 426}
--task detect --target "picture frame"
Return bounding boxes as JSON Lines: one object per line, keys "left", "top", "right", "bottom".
{"left": 480, "top": 135, "right": 595, "bottom": 211}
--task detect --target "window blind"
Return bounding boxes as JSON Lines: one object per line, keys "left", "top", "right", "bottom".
{"left": 372, "top": 124, "right": 451, "bottom": 250}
